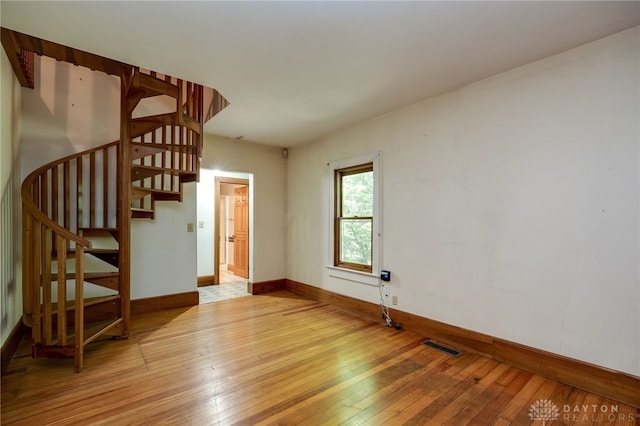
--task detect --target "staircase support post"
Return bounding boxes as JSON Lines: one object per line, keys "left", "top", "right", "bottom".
{"left": 118, "top": 72, "right": 132, "bottom": 338}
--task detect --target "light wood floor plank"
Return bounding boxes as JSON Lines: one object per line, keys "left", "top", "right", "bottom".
{"left": 2, "top": 290, "right": 638, "bottom": 425}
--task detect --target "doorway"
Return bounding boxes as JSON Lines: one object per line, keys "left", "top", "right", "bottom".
{"left": 196, "top": 170, "right": 252, "bottom": 304}
{"left": 217, "top": 181, "right": 249, "bottom": 283}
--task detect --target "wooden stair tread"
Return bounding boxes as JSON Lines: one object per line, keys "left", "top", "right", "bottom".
{"left": 52, "top": 271, "right": 119, "bottom": 280}
{"left": 33, "top": 317, "right": 124, "bottom": 359}
{"left": 130, "top": 142, "right": 170, "bottom": 161}
{"left": 130, "top": 141, "right": 197, "bottom": 154}
{"left": 130, "top": 207, "right": 154, "bottom": 213}
{"left": 83, "top": 317, "right": 124, "bottom": 346}
{"left": 84, "top": 272, "right": 119, "bottom": 278}
{"left": 132, "top": 71, "right": 179, "bottom": 99}
{"left": 86, "top": 248, "right": 119, "bottom": 255}
{"left": 40, "top": 272, "right": 119, "bottom": 291}
{"left": 50, "top": 294, "right": 121, "bottom": 314}
{"left": 131, "top": 164, "right": 197, "bottom": 181}
{"left": 126, "top": 71, "right": 178, "bottom": 114}
{"left": 152, "top": 191, "right": 181, "bottom": 201}
{"left": 131, "top": 207, "right": 155, "bottom": 219}
{"left": 129, "top": 113, "right": 178, "bottom": 139}
{"left": 131, "top": 186, "right": 181, "bottom": 202}
{"left": 131, "top": 165, "right": 164, "bottom": 181}
{"left": 84, "top": 272, "right": 119, "bottom": 291}
{"left": 54, "top": 248, "right": 118, "bottom": 256}
{"left": 79, "top": 227, "right": 119, "bottom": 235}
{"left": 51, "top": 248, "right": 119, "bottom": 268}
{"left": 129, "top": 112, "right": 200, "bottom": 137}
{"left": 180, "top": 173, "right": 197, "bottom": 183}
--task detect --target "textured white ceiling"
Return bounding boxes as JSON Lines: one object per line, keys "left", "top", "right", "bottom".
{"left": 2, "top": 1, "right": 639, "bottom": 146}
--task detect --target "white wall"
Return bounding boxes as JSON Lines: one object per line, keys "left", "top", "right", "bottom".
{"left": 20, "top": 56, "right": 120, "bottom": 178}
{"left": 196, "top": 169, "right": 216, "bottom": 277}
{"left": 200, "top": 135, "right": 287, "bottom": 283}
{"left": 287, "top": 27, "right": 640, "bottom": 375}
{"left": 1, "top": 48, "right": 23, "bottom": 346}
{"left": 131, "top": 183, "right": 198, "bottom": 299}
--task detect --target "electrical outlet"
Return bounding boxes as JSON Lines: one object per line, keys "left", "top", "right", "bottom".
{"left": 187, "top": 223, "right": 194, "bottom": 232}
{"left": 392, "top": 295, "right": 398, "bottom": 305}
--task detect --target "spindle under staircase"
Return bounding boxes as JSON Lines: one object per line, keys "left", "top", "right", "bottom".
{"left": 4, "top": 28, "right": 228, "bottom": 371}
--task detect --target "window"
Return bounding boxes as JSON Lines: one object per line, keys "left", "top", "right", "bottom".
{"left": 335, "top": 163, "right": 373, "bottom": 272}
{"left": 329, "top": 152, "right": 380, "bottom": 279}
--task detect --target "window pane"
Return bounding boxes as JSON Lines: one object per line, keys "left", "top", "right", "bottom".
{"left": 342, "top": 171, "right": 373, "bottom": 217}
{"left": 339, "top": 219, "right": 372, "bottom": 266}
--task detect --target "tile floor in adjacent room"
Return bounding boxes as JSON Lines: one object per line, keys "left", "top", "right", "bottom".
{"left": 198, "top": 265, "right": 251, "bottom": 304}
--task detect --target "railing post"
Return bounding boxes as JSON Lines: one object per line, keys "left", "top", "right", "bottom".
{"left": 74, "top": 246, "right": 84, "bottom": 372}
{"left": 42, "top": 227, "right": 52, "bottom": 345}
{"left": 56, "top": 233, "right": 67, "bottom": 345}
{"left": 32, "top": 219, "right": 42, "bottom": 343}
{"left": 22, "top": 207, "right": 33, "bottom": 327}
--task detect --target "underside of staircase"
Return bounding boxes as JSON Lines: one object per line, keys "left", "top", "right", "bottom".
{"left": 2, "top": 28, "right": 229, "bottom": 371}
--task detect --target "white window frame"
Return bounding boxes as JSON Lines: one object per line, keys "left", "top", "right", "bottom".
{"left": 327, "top": 151, "right": 381, "bottom": 286}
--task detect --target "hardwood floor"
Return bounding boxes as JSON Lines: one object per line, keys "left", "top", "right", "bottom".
{"left": 2, "top": 291, "right": 638, "bottom": 425}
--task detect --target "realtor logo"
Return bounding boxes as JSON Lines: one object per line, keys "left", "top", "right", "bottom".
{"left": 529, "top": 399, "right": 560, "bottom": 425}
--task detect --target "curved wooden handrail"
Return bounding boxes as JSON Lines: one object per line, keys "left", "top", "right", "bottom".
{"left": 21, "top": 140, "right": 119, "bottom": 247}
{"left": 22, "top": 139, "right": 123, "bottom": 364}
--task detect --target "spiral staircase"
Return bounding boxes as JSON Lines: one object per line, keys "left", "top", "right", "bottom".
{"left": 2, "top": 28, "right": 228, "bottom": 371}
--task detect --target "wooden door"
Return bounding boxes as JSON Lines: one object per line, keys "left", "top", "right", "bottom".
{"left": 233, "top": 186, "right": 249, "bottom": 278}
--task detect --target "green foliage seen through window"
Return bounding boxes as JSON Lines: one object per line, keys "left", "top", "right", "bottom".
{"left": 337, "top": 167, "right": 373, "bottom": 269}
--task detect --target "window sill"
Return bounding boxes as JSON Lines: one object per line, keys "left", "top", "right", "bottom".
{"left": 326, "top": 266, "right": 379, "bottom": 286}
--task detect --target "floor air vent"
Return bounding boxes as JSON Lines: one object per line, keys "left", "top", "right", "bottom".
{"left": 422, "top": 339, "right": 462, "bottom": 357}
